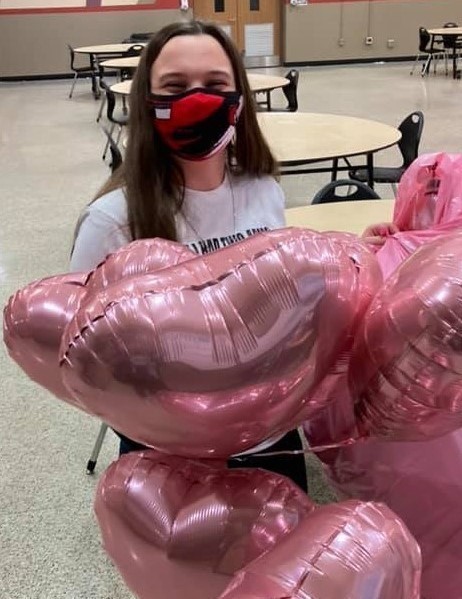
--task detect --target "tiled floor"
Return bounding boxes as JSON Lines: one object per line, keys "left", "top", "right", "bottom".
{"left": 1, "top": 61, "right": 461, "bottom": 598}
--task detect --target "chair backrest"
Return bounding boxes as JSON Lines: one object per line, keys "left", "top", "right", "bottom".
{"left": 442, "top": 22, "right": 459, "bottom": 49}
{"left": 397, "top": 111, "right": 424, "bottom": 168}
{"left": 311, "top": 179, "right": 381, "bottom": 205}
{"left": 418, "top": 27, "right": 431, "bottom": 52}
{"left": 123, "top": 32, "right": 154, "bottom": 43}
{"left": 126, "top": 44, "right": 145, "bottom": 57}
{"left": 282, "top": 69, "right": 299, "bottom": 112}
{"left": 67, "top": 44, "right": 76, "bottom": 69}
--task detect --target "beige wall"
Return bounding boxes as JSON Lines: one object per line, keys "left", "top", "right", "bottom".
{"left": 2, "top": 2, "right": 462, "bottom": 77}
{"left": 284, "top": 0, "right": 462, "bottom": 64}
{"left": 0, "top": 8, "right": 192, "bottom": 78}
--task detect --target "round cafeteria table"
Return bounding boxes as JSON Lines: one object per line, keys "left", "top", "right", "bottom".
{"left": 109, "top": 72, "right": 289, "bottom": 95}
{"left": 257, "top": 112, "right": 401, "bottom": 187}
{"left": 428, "top": 27, "right": 462, "bottom": 79}
{"left": 285, "top": 199, "right": 394, "bottom": 234}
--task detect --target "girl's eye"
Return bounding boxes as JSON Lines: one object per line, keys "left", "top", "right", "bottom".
{"left": 163, "top": 83, "right": 186, "bottom": 93}
{"left": 206, "top": 80, "right": 227, "bottom": 90}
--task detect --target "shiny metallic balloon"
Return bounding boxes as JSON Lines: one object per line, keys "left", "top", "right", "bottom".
{"left": 352, "top": 232, "right": 462, "bottom": 441}
{"left": 3, "top": 239, "right": 196, "bottom": 408}
{"left": 85, "top": 238, "right": 195, "bottom": 295}
{"left": 61, "top": 229, "right": 373, "bottom": 457}
{"left": 3, "top": 273, "right": 87, "bottom": 404}
{"left": 219, "top": 500, "right": 421, "bottom": 599}
{"left": 95, "top": 450, "right": 315, "bottom": 599}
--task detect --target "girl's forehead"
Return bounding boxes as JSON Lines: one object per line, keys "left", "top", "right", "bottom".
{"left": 152, "top": 34, "right": 233, "bottom": 74}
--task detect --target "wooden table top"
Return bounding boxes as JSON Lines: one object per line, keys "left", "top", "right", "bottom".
{"left": 428, "top": 27, "right": 462, "bottom": 36}
{"left": 110, "top": 72, "right": 289, "bottom": 96}
{"left": 110, "top": 80, "right": 134, "bottom": 95}
{"left": 246, "top": 73, "right": 289, "bottom": 92}
{"left": 101, "top": 56, "right": 140, "bottom": 69}
{"left": 257, "top": 112, "right": 401, "bottom": 165}
{"left": 285, "top": 199, "right": 394, "bottom": 234}
{"left": 74, "top": 43, "right": 146, "bottom": 55}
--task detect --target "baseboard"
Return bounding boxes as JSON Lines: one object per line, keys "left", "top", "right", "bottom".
{"left": 283, "top": 55, "right": 416, "bottom": 67}
{"left": 0, "top": 71, "right": 117, "bottom": 82}
{"left": 0, "top": 57, "right": 421, "bottom": 81}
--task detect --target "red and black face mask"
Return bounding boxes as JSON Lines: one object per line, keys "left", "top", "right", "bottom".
{"left": 147, "top": 87, "right": 243, "bottom": 161}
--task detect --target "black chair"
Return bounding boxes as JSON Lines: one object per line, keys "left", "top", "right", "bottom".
{"left": 102, "top": 88, "right": 129, "bottom": 161}
{"left": 442, "top": 21, "right": 459, "bottom": 49}
{"left": 122, "top": 32, "right": 154, "bottom": 43}
{"left": 281, "top": 69, "right": 299, "bottom": 111}
{"left": 118, "top": 44, "right": 145, "bottom": 81}
{"left": 102, "top": 127, "right": 123, "bottom": 173}
{"left": 86, "top": 422, "right": 109, "bottom": 474}
{"left": 441, "top": 22, "right": 462, "bottom": 76}
{"left": 349, "top": 111, "right": 424, "bottom": 195}
{"left": 269, "top": 69, "right": 299, "bottom": 112}
{"left": 67, "top": 43, "right": 96, "bottom": 98}
{"left": 410, "top": 28, "right": 444, "bottom": 76}
{"left": 95, "top": 74, "right": 110, "bottom": 123}
{"left": 312, "top": 179, "right": 381, "bottom": 205}
{"left": 125, "top": 43, "right": 145, "bottom": 57}
{"left": 257, "top": 69, "right": 299, "bottom": 112}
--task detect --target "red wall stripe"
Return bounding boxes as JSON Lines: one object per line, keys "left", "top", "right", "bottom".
{"left": 0, "top": 1, "right": 178, "bottom": 16}
{"left": 1, "top": 0, "right": 429, "bottom": 17}
{"left": 285, "top": 0, "right": 427, "bottom": 3}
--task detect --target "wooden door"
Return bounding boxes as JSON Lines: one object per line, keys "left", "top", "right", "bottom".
{"left": 193, "top": 0, "right": 239, "bottom": 48}
{"left": 239, "top": 0, "right": 281, "bottom": 61}
{"left": 193, "top": 0, "right": 281, "bottom": 63}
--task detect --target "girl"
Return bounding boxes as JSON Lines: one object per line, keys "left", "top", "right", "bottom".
{"left": 71, "top": 20, "right": 308, "bottom": 492}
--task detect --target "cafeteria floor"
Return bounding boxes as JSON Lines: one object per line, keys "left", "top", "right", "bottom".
{"left": 1, "top": 60, "right": 460, "bottom": 598}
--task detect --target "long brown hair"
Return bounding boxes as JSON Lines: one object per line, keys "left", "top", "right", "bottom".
{"left": 95, "top": 20, "right": 278, "bottom": 242}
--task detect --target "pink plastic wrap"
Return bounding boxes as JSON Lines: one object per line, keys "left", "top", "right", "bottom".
{"left": 305, "top": 153, "right": 462, "bottom": 599}
{"left": 321, "top": 433, "right": 462, "bottom": 599}
{"left": 374, "top": 152, "right": 462, "bottom": 279}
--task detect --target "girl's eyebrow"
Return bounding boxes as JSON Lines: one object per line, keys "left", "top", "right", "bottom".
{"left": 158, "top": 69, "right": 232, "bottom": 83}
{"left": 206, "top": 69, "right": 232, "bottom": 78}
{"left": 158, "top": 72, "right": 186, "bottom": 83}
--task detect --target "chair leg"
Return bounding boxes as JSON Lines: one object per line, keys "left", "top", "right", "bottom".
{"left": 102, "top": 124, "right": 115, "bottom": 160}
{"left": 410, "top": 53, "right": 421, "bottom": 75}
{"left": 115, "top": 126, "right": 123, "bottom": 148}
{"left": 96, "top": 95, "right": 106, "bottom": 123}
{"left": 86, "top": 422, "right": 109, "bottom": 475}
{"left": 69, "top": 72, "right": 78, "bottom": 98}
{"left": 421, "top": 54, "right": 432, "bottom": 76}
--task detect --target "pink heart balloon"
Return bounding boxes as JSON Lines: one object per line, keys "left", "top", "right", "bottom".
{"left": 95, "top": 450, "right": 315, "bottom": 599}
{"left": 3, "top": 273, "right": 87, "bottom": 404}
{"left": 61, "top": 229, "right": 375, "bottom": 457}
{"left": 351, "top": 232, "right": 462, "bottom": 440}
{"left": 85, "top": 238, "right": 196, "bottom": 296}
{"left": 219, "top": 500, "right": 421, "bottom": 599}
{"left": 3, "top": 239, "right": 195, "bottom": 410}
